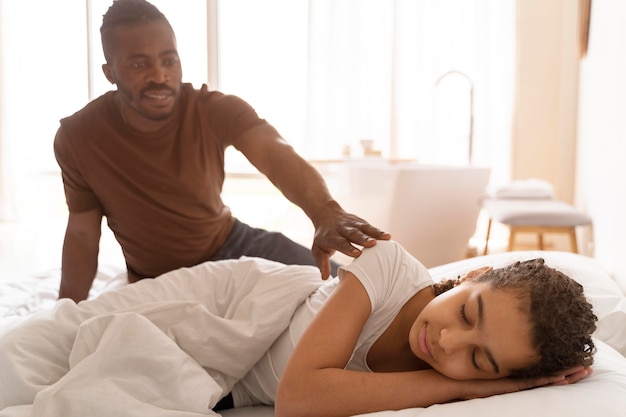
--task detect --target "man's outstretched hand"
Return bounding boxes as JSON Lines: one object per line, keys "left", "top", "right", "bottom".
{"left": 311, "top": 209, "right": 391, "bottom": 279}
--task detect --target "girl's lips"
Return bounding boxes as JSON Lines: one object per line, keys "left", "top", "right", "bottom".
{"left": 419, "top": 324, "right": 433, "bottom": 358}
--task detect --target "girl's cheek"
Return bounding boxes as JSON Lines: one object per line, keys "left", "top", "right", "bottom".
{"left": 437, "top": 357, "right": 472, "bottom": 380}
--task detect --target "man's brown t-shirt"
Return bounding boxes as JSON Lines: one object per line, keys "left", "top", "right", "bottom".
{"left": 54, "top": 83, "right": 267, "bottom": 278}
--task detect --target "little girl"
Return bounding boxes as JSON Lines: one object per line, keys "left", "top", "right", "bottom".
{"left": 220, "top": 240, "right": 596, "bottom": 417}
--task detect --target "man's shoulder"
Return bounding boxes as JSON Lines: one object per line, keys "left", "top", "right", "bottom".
{"left": 183, "top": 83, "right": 254, "bottom": 111}
{"left": 61, "top": 91, "right": 116, "bottom": 127}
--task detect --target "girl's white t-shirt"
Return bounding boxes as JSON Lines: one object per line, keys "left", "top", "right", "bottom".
{"left": 231, "top": 240, "right": 434, "bottom": 407}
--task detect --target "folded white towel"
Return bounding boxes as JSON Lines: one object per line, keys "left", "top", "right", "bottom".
{"left": 488, "top": 178, "right": 554, "bottom": 199}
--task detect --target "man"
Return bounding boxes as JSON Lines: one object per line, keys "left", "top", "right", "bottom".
{"left": 54, "top": 0, "right": 389, "bottom": 302}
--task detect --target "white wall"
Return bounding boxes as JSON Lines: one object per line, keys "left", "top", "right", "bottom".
{"left": 513, "top": 0, "right": 580, "bottom": 203}
{"left": 577, "top": 0, "right": 626, "bottom": 291}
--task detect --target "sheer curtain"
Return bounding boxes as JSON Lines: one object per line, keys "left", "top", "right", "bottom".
{"left": 218, "top": 0, "right": 514, "bottom": 183}
{"left": 304, "top": 0, "right": 515, "bottom": 184}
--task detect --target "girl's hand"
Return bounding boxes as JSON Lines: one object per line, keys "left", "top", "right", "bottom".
{"left": 547, "top": 365, "right": 593, "bottom": 386}
{"left": 460, "top": 366, "right": 593, "bottom": 400}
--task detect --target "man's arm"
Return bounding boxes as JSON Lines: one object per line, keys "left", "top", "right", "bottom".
{"left": 58, "top": 208, "right": 103, "bottom": 302}
{"left": 233, "top": 124, "right": 390, "bottom": 278}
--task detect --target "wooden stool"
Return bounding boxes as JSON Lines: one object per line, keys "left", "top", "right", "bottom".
{"left": 482, "top": 199, "right": 593, "bottom": 255}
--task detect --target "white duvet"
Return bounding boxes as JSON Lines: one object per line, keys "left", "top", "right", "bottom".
{"left": 2, "top": 251, "right": 626, "bottom": 417}
{"left": 0, "top": 257, "right": 321, "bottom": 417}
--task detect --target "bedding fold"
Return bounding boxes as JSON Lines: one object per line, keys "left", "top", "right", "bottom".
{"left": 0, "top": 257, "right": 322, "bottom": 417}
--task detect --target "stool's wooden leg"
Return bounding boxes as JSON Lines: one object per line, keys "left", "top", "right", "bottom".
{"left": 569, "top": 227, "right": 579, "bottom": 253}
{"left": 508, "top": 227, "right": 516, "bottom": 251}
{"left": 484, "top": 218, "right": 493, "bottom": 255}
{"left": 538, "top": 233, "right": 544, "bottom": 250}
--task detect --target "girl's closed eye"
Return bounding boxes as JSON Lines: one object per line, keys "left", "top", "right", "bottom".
{"left": 460, "top": 304, "right": 470, "bottom": 325}
{"left": 460, "top": 304, "right": 480, "bottom": 370}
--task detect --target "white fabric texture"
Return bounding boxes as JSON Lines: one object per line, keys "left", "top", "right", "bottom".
{"left": 353, "top": 340, "right": 626, "bottom": 417}
{"left": 487, "top": 178, "right": 555, "bottom": 199}
{"left": 482, "top": 199, "right": 592, "bottom": 226}
{"left": 0, "top": 265, "right": 126, "bottom": 319}
{"left": 0, "top": 257, "right": 321, "bottom": 416}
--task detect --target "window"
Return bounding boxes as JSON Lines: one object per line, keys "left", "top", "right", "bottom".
{"left": 216, "top": 0, "right": 515, "bottom": 183}
{"left": 0, "top": 0, "right": 514, "bottom": 220}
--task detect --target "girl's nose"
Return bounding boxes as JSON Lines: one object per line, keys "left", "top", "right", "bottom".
{"left": 438, "top": 328, "right": 473, "bottom": 354}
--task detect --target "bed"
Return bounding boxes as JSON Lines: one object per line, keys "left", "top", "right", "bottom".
{"left": 1, "top": 250, "right": 625, "bottom": 417}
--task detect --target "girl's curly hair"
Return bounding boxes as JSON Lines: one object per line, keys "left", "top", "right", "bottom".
{"left": 433, "top": 258, "right": 597, "bottom": 378}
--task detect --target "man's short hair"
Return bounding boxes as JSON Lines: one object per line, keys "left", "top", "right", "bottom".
{"left": 100, "top": 0, "right": 172, "bottom": 61}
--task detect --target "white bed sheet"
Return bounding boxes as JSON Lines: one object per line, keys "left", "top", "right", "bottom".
{"left": 1, "top": 250, "right": 625, "bottom": 417}
{"left": 0, "top": 265, "right": 127, "bottom": 319}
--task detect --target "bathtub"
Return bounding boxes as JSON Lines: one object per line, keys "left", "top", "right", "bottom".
{"left": 329, "top": 160, "right": 491, "bottom": 268}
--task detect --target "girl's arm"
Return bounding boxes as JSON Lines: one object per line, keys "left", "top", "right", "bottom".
{"left": 274, "top": 272, "right": 575, "bottom": 417}
{"left": 275, "top": 271, "right": 461, "bottom": 417}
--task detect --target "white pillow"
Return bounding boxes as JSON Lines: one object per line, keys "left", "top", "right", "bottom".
{"left": 221, "top": 341, "right": 626, "bottom": 417}
{"left": 357, "top": 339, "right": 626, "bottom": 417}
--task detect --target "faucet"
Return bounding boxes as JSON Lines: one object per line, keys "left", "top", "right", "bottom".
{"left": 435, "top": 70, "right": 474, "bottom": 165}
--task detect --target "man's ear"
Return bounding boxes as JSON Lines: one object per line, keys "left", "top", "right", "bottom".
{"left": 455, "top": 266, "right": 493, "bottom": 286}
{"left": 102, "top": 63, "right": 116, "bottom": 84}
